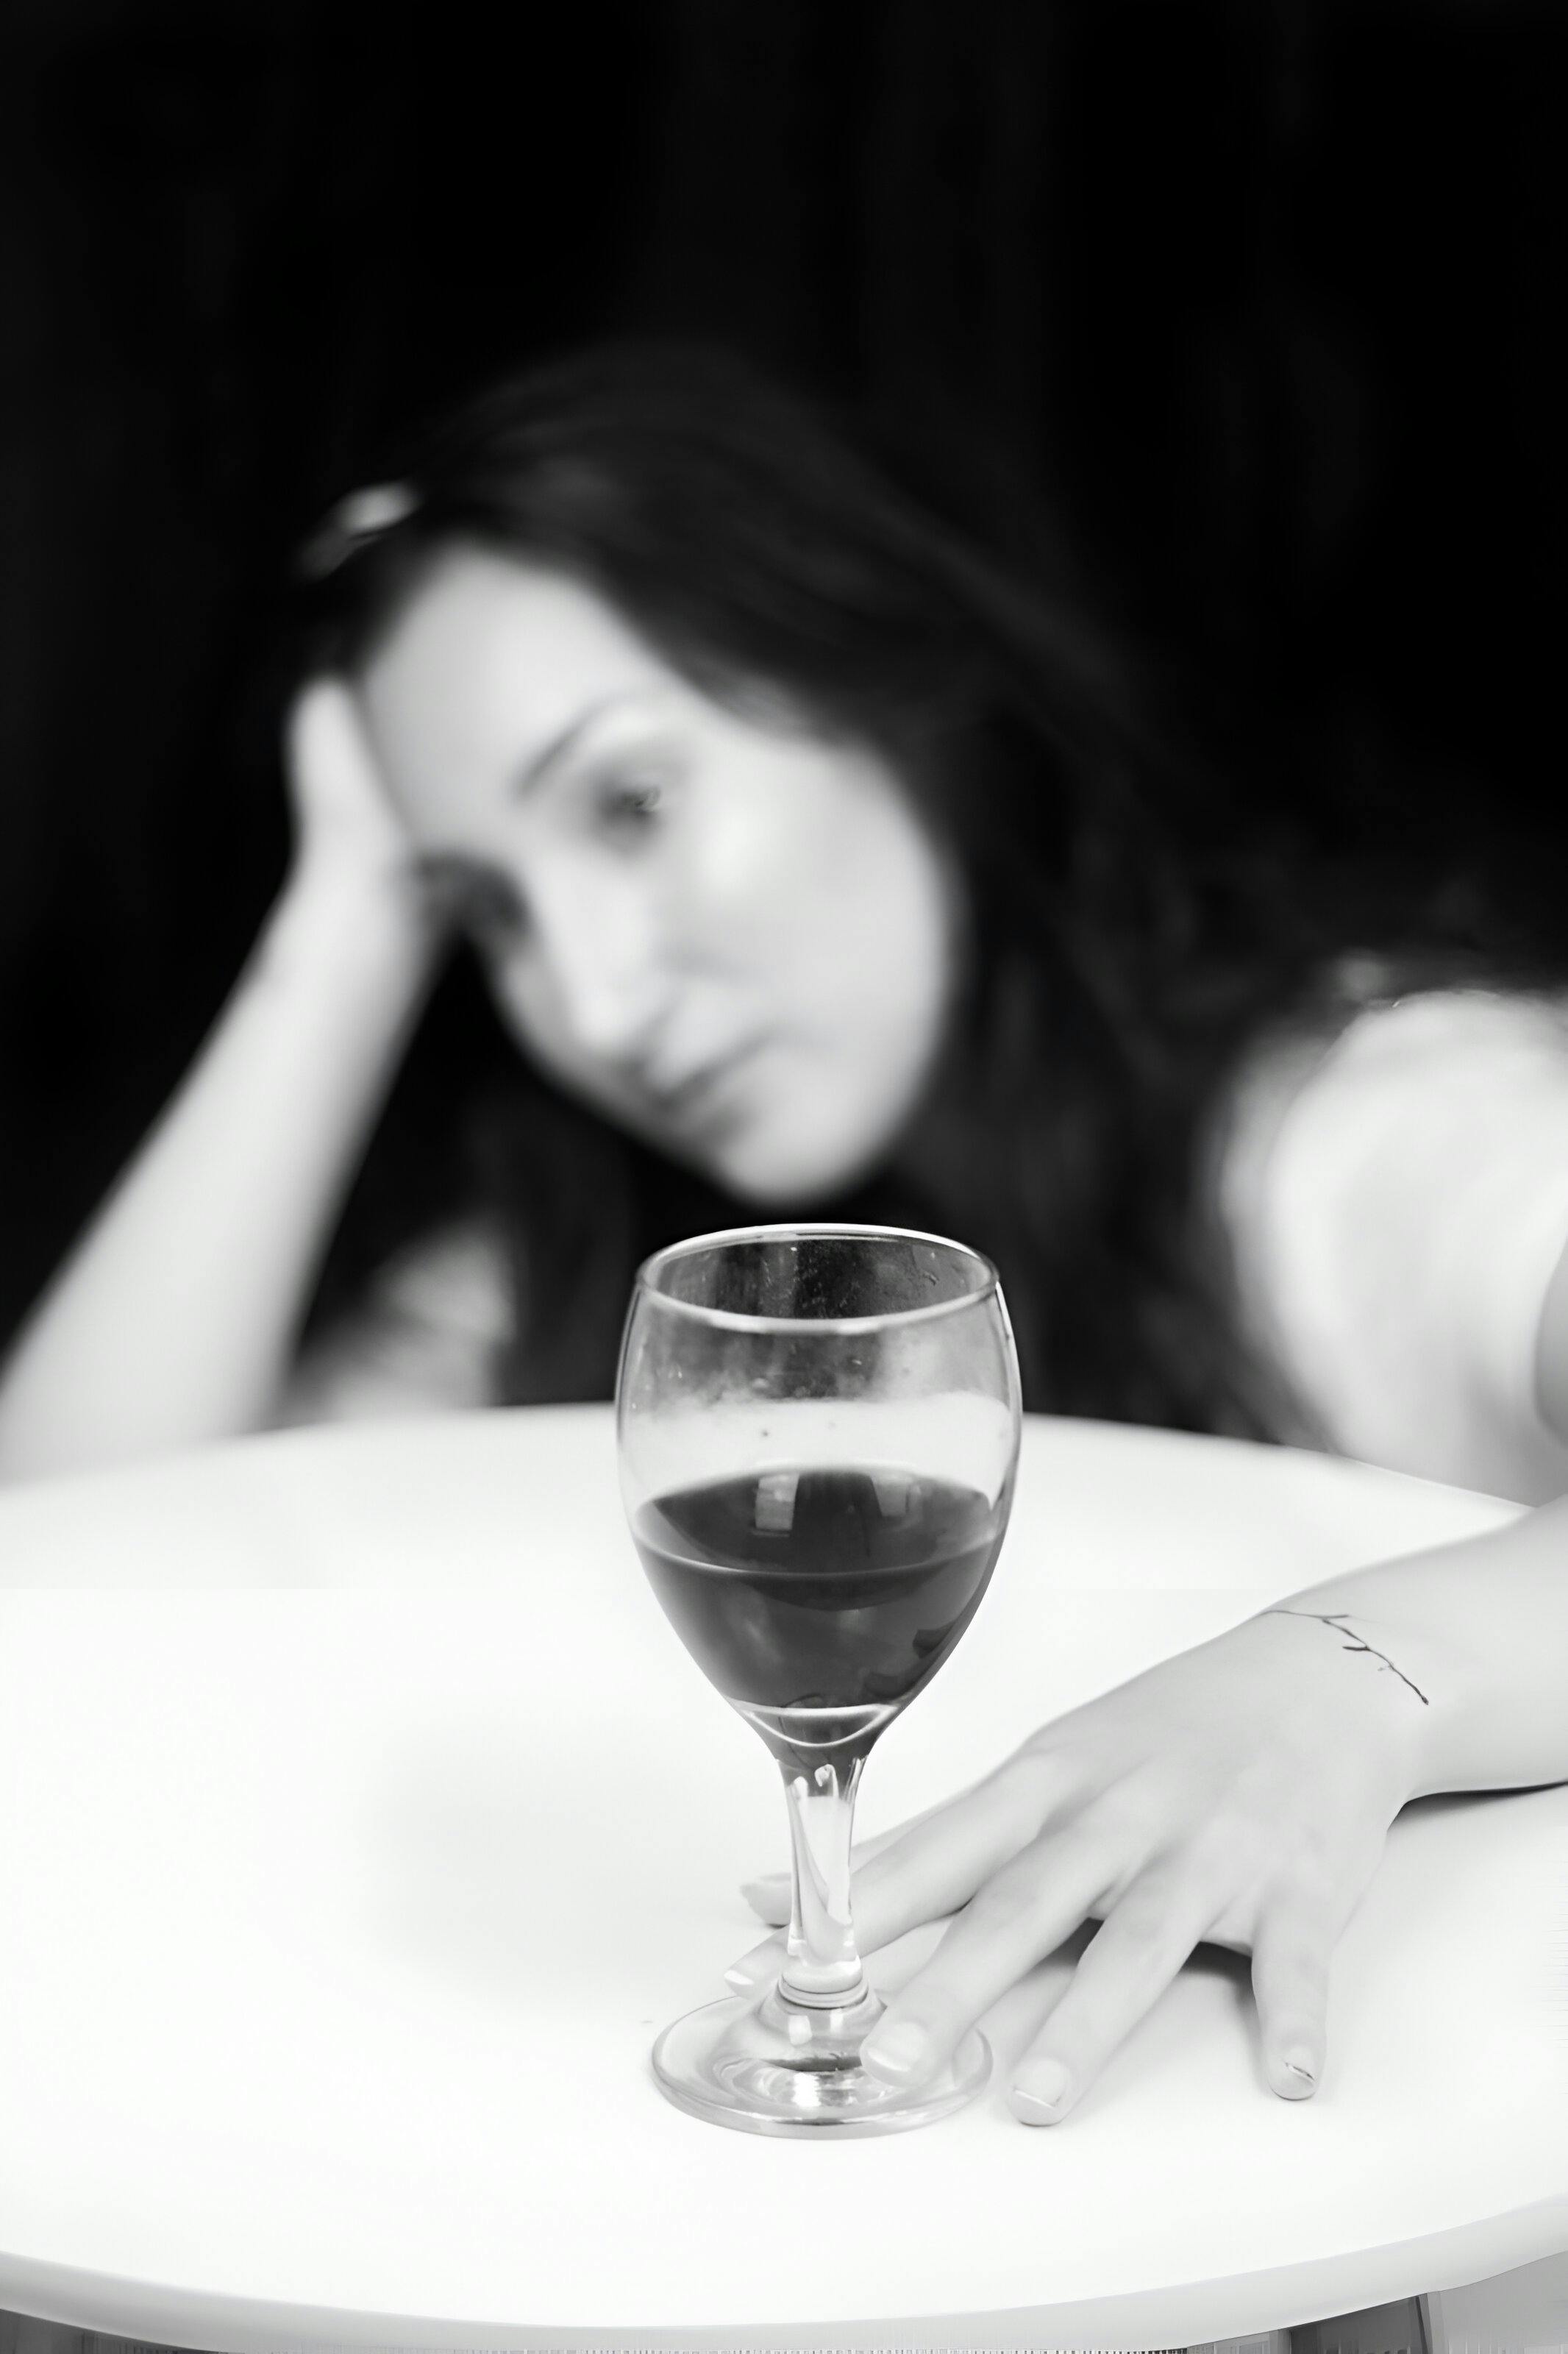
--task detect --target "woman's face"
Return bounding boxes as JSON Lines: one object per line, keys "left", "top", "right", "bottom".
{"left": 354, "top": 547, "right": 960, "bottom": 1203}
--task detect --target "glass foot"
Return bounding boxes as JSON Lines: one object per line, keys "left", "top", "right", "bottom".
{"left": 650, "top": 1983, "right": 991, "bottom": 2137}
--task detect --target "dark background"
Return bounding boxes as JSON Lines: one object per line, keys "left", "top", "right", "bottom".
{"left": 1, "top": 0, "right": 1562, "bottom": 1346}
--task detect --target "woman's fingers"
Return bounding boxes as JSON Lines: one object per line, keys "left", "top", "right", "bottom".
{"left": 849, "top": 1751, "right": 1069, "bottom": 1955}
{"left": 1008, "top": 1861, "right": 1221, "bottom": 2124}
{"left": 1250, "top": 1888, "right": 1334, "bottom": 2099}
{"left": 725, "top": 1930, "right": 786, "bottom": 1993}
{"left": 732, "top": 1849, "right": 1342, "bottom": 2124}
{"left": 858, "top": 1816, "right": 1119, "bottom": 2090}
{"left": 728, "top": 1754, "right": 1062, "bottom": 1986}
{"left": 285, "top": 677, "right": 413, "bottom": 879}
{"left": 738, "top": 1778, "right": 995, "bottom": 1924}
{"left": 738, "top": 1875, "right": 791, "bottom": 1927}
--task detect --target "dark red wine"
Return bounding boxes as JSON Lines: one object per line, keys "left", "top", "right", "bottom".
{"left": 633, "top": 1467, "right": 1005, "bottom": 1724}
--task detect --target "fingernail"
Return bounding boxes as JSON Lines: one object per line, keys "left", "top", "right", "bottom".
{"left": 1012, "top": 2057, "right": 1072, "bottom": 2120}
{"left": 724, "top": 1935, "right": 782, "bottom": 1994}
{"left": 861, "top": 2021, "right": 933, "bottom": 2082}
{"left": 740, "top": 1874, "right": 789, "bottom": 1912}
{"left": 1280, "top": 2047, "right": 1318, "bottom": 2093}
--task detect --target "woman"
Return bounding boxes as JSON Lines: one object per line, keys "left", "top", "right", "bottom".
{"left": 2, "top": 343, "right": 1565, "bottom": 2124}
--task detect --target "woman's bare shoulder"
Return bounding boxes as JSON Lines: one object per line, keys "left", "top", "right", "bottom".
{"left": 1220, "top": 972, "right": 1568, "bottom": 1203}
{"left": 1216, "top": 970, "right": 1568, "bottom": 1497}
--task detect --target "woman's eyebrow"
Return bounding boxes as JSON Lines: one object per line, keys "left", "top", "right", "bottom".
{"left": 511, "top": 689, "right": 655, "bottom": 800}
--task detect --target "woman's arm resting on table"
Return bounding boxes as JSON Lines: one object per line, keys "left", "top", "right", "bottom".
{"left": 0, "top": 685, "right": 442, "bottom": 1480}
{"left": 728, "top": 1502, "right": 1568, "bottom": 2124}
{"left": 736, "top": 1009, "right": 1568, "bottom": 2122}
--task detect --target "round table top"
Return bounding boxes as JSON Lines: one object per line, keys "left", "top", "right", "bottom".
{"left": 1, "top": 1407, "right": 1564, "bottom": 2351}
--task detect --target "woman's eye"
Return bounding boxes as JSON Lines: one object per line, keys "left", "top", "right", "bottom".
{"left": 593, "top": 770, "right": 670, "bottom": 834}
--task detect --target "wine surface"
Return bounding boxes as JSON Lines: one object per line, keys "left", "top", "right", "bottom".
{"left": 633, "top": 1465, "right": 1004, "bottom": 1715}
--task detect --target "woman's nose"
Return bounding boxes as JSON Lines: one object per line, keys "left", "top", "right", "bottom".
{"left": 527, "top": 867, "right": 668, "bottom": 1064}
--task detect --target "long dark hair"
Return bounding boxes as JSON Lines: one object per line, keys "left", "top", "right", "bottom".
{"left": 300, "top": 341, "right": 1549, "bottom": 1434}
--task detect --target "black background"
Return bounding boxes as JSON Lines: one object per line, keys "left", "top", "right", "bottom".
{"left": 1, "top": 0, "right": 1562, "bottom": 1344}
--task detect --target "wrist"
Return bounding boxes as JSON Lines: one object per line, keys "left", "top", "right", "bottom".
{"left": 1227, "top": 1601, "right": 1434, "bottom": 1809}
{"left": 1264, "top": 1535, "right": 1525, "bottom": 1802}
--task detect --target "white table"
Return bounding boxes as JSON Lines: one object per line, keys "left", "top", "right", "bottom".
{"left": 0, "top": 1408, "right": 1564, "bottom": 2351}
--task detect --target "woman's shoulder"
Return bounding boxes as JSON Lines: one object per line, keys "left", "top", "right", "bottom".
{"left": 1217, "top": 960, "right": 1568, "bottom": 1211}
{"left": 274, "top": 1215, "right": 514, "bottom": 1428}
{"left": 1215, "top": 960, "right": 1568, "bottom": 1498}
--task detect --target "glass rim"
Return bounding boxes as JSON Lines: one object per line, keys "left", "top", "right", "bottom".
{"left": 631, "top": 1221, "right": 1003, "bottom": 1336}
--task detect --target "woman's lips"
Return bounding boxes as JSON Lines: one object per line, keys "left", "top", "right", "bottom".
{"left": 641, "top": 1042, "right": 764, "bottom": 1131}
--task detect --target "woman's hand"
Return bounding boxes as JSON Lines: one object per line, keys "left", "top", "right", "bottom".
{"left": 285, "top": 678, "right": 430, "bottom": 914}
{"left": 726, "top": 1606, "right": 1430, "bottom": 2124}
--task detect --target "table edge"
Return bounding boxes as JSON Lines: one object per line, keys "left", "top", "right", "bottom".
{"left": 4, "top": 2195, "right": 1564, "bottom": 2353}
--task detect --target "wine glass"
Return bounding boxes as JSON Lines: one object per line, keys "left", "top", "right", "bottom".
{"left": 617, "top": 1223, "right": 1022, "bottom": 2137}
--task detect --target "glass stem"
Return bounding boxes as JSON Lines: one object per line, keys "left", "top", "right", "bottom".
{"left": 776, "top": 1752, "right": 868, "bottom": 2008}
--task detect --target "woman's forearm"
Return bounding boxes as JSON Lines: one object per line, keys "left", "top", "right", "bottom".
{"left": 0, "top": 867, "right": 439, "bottom": 1479}
{"left": 1270, "top": 1494, "right": 1568, "bottom": 1798}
